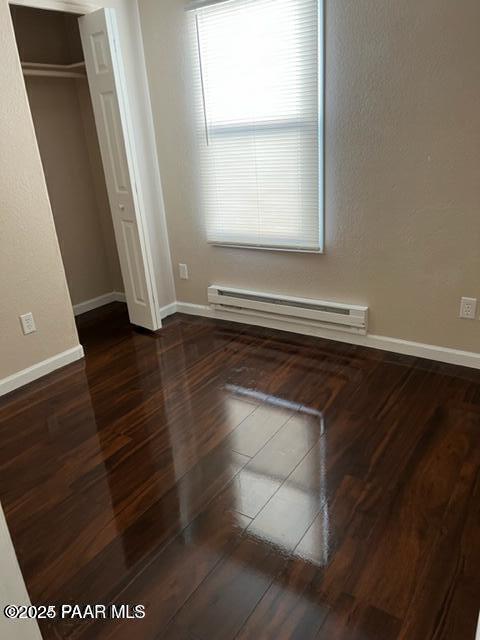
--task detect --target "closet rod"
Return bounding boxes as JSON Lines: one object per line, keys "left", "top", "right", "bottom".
{"left": 21, "top": 61, "right": 87, "bottom": 79}
{"left": 22, "top": 69, "right": 87, "bottom": 78}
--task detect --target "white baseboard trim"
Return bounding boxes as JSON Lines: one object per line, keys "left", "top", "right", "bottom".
{"left": 160, "top": 302, "right": 178, "bottom": 320}
{"left": 73, "top": 291, "right": 125, "bottom": 316}
{"left": 0, "top": 345, "right": 85, "bottom": 398}
{"left": 176, "top": 302, "right": 213, "bottom": 317}
{"left": 363, "top": 334, "right": 480, "bottom": 369}
{"left": 175, "top": 301, "right": 480, "bottom": 370}
{"left": 5, "top": 301, "right": 477, "bottom": 400}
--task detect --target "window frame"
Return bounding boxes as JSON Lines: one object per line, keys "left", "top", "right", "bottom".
{"left": 190, "top": 0, "right": 326, "bottom": 254}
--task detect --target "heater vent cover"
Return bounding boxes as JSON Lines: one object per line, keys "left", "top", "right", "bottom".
{"left": 208, "top": 286, "right": 368, "bottom": 335}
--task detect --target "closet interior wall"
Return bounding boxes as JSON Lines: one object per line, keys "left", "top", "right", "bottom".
{"left": 10, "top": 5, "right": 124, "bottom": 308}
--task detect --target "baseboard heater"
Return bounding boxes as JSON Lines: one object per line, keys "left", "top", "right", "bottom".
{"left": 207, "top": 286, "right": 368, "bottom": 335}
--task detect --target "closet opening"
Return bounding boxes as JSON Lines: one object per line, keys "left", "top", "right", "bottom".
{"left": 10, "top": 3, "right": 126, "bottom": 323}
{"left": 9, "top": 2, "right": 164, "bottom": 335}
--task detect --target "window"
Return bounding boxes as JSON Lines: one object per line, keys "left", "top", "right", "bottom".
{"left": 189, "top": 0, "right": 323, "bottom": 251}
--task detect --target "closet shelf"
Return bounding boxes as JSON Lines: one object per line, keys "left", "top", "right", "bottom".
{"left": 21, "top": 61, "right": 86, "bottom": 79}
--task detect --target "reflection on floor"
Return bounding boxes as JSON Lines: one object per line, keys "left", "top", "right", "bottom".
{"left": 0, "top": 302, "right": 479, "bottom": 640}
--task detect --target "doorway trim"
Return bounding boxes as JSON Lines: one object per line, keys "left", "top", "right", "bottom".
{"left": 9, "top": 0, "right": 98, "bottom": 14}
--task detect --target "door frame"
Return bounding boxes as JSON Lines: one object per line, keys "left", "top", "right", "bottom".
{"left": 8, "top": 0, "right": 166, "bottom": 330}
{"left": 9, "top": 0, "right": 98, "bottom": 14}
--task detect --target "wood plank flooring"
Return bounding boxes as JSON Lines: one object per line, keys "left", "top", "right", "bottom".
{"left": 0, "top": 302, "right": 479, "bottom": 640}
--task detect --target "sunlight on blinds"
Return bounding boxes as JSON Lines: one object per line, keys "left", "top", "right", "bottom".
{"left": 191, "top": 0, "right": 323, "bottom": 251}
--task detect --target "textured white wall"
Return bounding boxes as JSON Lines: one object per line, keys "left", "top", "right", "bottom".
{"left": 139, "top": 0, "right": 480, "bottom": 352}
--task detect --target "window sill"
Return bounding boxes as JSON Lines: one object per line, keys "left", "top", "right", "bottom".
{"left": 209, "top": 242, "right": 324, "bottom": 254}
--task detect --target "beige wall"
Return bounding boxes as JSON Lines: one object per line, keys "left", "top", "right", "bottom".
{"left": 0, "top": 0, "right": 79, "bottom": 379}
{"left": 139, "top": 0, "right": 480, "bottom": 353}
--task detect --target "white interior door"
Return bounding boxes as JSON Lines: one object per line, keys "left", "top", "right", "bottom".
{"left": 78, "top": 9, "right": 161, "bottom": 331}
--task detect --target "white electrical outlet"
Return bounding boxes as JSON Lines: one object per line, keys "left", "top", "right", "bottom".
{"left": 20, "top": 312, "right": 36, "bottom": 335}
{"left": 459, "top": 297, "right": 477, "bottom": 319}
{"left": 179, "top": 263, "right": 189, "bottom": 280}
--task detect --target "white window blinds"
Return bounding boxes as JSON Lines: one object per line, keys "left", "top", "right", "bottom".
{"left": 191, "top": 0, "right": 323, "bottom": 251}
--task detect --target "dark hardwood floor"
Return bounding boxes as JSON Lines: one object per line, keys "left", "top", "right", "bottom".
{"left": 0, "top": 303, "right": 479, "bottom": 640}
